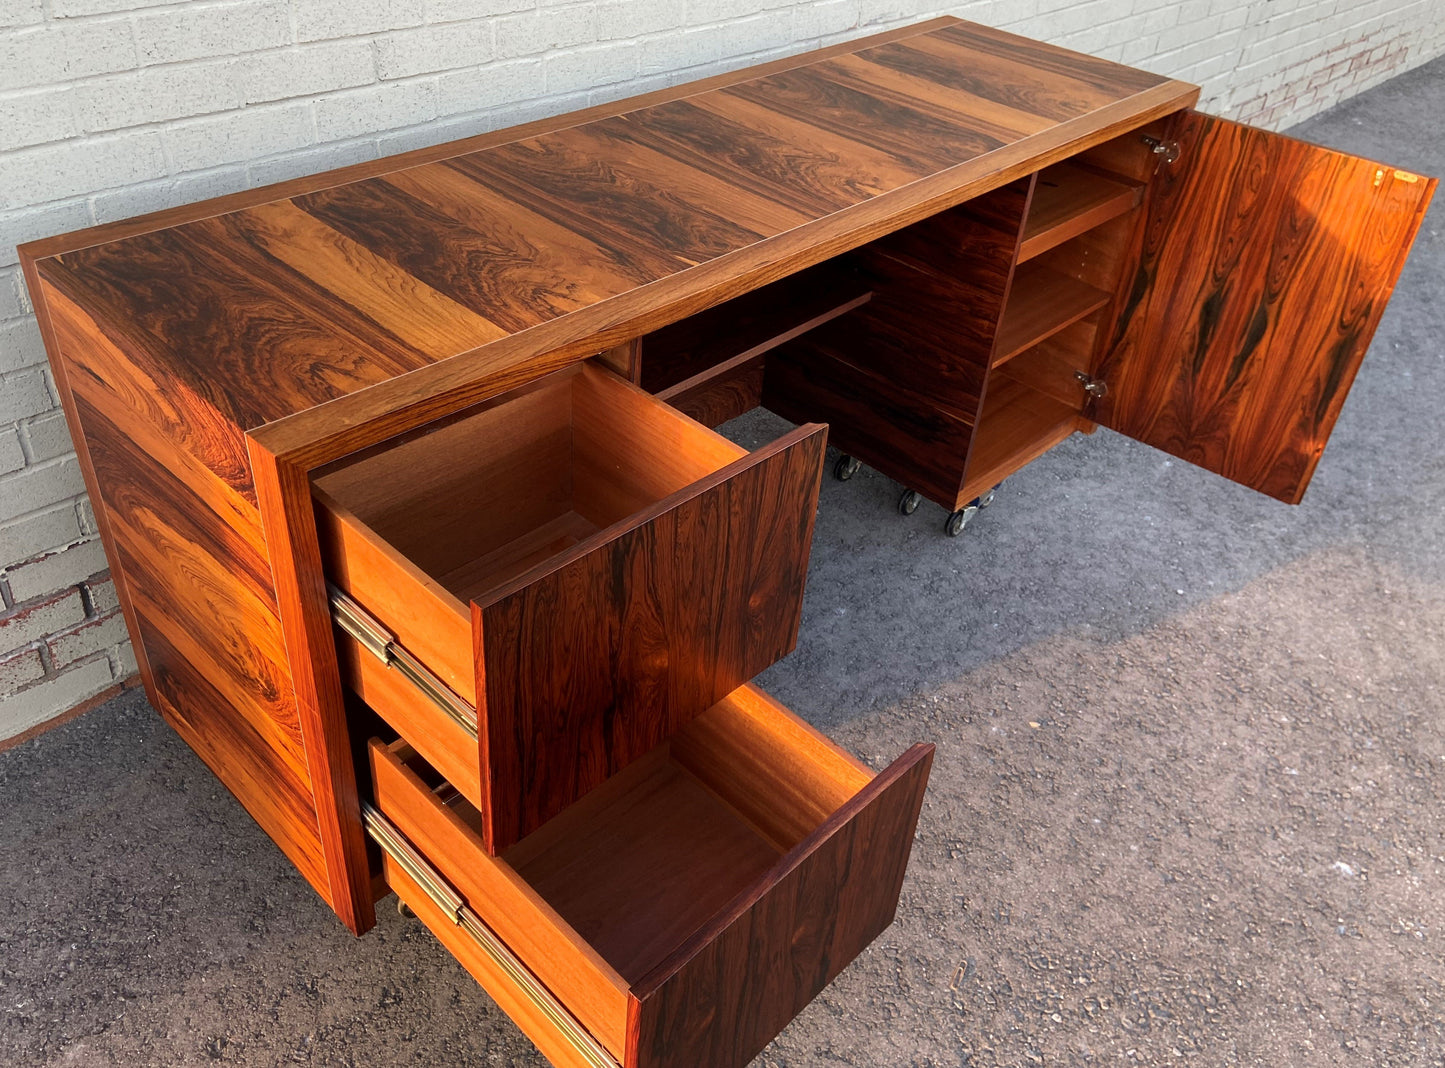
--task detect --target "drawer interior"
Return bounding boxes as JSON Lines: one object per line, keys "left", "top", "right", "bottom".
{"left": 369, "top": 684, "right": 933, "bottom": 1067}
{"left": 314, "top": 361, "right": 746, "bottom": 604}
{"left": 403, "top": 686, "right": 870, "bottom": 985}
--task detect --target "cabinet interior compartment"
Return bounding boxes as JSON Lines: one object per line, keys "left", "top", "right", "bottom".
{"left": 958, "top": 132, "right": 1163, "bottom": 499}
{"left": 313, "top": 362, "right": 745, "bottom": 606}
{"left": 1018, "top": 160, "right": 1144, "bottom": 263}
{"left": 634, "top": 262, "right": 873, "bottom": 427}
{"left": 764, "top": 178, "right": 1033, "bottom": 511}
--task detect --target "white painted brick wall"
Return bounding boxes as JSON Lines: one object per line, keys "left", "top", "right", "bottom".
{"left": 2, "top": 0, "right": 1442, "bottom": 742}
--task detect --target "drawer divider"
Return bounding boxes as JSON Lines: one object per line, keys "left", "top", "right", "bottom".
{"left": 329, "top": 585, "right": 478, "bottom": 740}
{"left": 363, "top": 804, "right": 619, "bottom": 1068}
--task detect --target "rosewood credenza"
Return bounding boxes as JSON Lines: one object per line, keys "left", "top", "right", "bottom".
{"left": 20, "top": 17, "right": 1433, "bottom": 1067}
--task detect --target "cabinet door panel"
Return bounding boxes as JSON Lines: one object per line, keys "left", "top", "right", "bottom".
{"left": 1094, "top": 110, "right": 1434, "bottom": 503}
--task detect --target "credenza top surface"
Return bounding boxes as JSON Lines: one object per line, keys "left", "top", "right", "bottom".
{"left": 26, "top": 17, "right": 1196, "bottom": 448}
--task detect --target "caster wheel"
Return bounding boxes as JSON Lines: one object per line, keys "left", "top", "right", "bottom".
{"left": 834, "top": 454, "right": 861, "bottom": 481}
{"left": 397, "top": 898, "right": 416, "bottom": 919}
{"left": 898, "top": 489, "right": 922, "bottom": 516}
{"left": 945, "top": 505, "right": 978, "bottom": 537}
{"left": 977, "top": 485, "right": 997, "bottom": 509}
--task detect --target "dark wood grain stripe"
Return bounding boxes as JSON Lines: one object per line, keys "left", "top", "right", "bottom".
{"left": 688, "top": 89, "right": 930, "bottom": 197}
{"left": 50, "top": 222, "right": 426, "bottom": 433}
{"left": 617, "top": 99, "right": 861, "bottom": 218}
{"left": 724, "top": 63, "right": 1005, "bottom": 172}
{"left": 40, "top": 274, "right": 258, "bottom": 501}
{"left": 936, "top": 21, "right": 1166, "bottom": 97}
{"left": 553, "top": 116, "right": 815, "bottom": 237}
{"left": 868, "top": 33, "right": 1128, "bottom": 124}
{"left": 1097, "top": 110, "right": 1436, "bottom": 503}
{"left": 225, "top": 200, "right": 509, "bottom": 354}
{"left": 446, "top": 133, "right": 764, "bottom": 270}
{"left": 296, "top": 175, "right": 589, "bottom": 334}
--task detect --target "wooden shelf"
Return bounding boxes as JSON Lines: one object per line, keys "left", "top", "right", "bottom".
{"left": 1019, "top": 162, "right": 1143, "bottom": 262}
{"left": 640, "top": 262, "right": 872, "bottom": 395}
{"left": 961, "top": 377, "right": 1080, "bottom": 501}
{"left": 993, "top": 260, "right": 1110, "bottom": 369}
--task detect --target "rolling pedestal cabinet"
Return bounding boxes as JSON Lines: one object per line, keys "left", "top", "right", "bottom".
{"left": 20, "top": 17, "right": 1432, "bottom": 1068}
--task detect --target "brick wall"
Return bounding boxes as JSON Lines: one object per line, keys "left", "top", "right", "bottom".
{"left": 2, "top": 0, "right": 1442, "bottom": 741}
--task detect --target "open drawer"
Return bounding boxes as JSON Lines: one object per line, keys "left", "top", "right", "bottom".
{"left": 366, "top": 684, "right": 934, "bottom": 1068}
{"left": 314, "top": 362, "right": 827, "bottom": 854}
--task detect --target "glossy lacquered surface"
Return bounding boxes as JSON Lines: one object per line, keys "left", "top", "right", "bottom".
{"left": 19, "top": 17, "right": 1200, "bottom": 928}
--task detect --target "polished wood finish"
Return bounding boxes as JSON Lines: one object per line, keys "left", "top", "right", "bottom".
{"left": 656, "top": 353, "right": 767, "bottom": 428}
{"left": 382, "top": 855, "right": 611, "bottom": 1068}
{"left": 1095, "top": 112, "right": 1436, "bottom": 503}
{"left": 766, "top": 178, "right": 1033, "bottom": 511}
{"left": 321, "top": 363, "right": 827, "bottom": 853}
{"left": 370, "top": 685, "right": 933, "bottom": 1068}
{"left": 17, "top": 17, "right": 1431, "bottom": 1064}
{"left": 476, "top": 413, "right": 827, "bottom": 852}
{"left": 993, "top": 259, "right": 1111, "bottom": 368}
{"left": 962, "top": 377, "right": 1084, "bottom": 503}
{"left": 372, "top": 739, "right": 631, "bottom": 1058}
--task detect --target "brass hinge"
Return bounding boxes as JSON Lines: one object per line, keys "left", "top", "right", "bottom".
{"left": 328, "top": 585, "right": 478, "bottom": 740}
{"left": 1141, "top": 134, "right": 1180, "bottom": 164}
{"left": 1074, "top": 371, "right": 1109, "bottom": 399}
{"left": 363, "top": 805, "right": 618, "bottom": 1068}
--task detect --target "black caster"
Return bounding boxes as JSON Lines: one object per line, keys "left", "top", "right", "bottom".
{"left": 898, "top": 489, "right": 922, "bottom": 515}
{"left": 834, "top": 454, "right": 861, "bottom": 481}
{"left": 977, "top": 484, "right": 998, "bottom": 508}
{"left": 945, "top": 504, "right": 978, "bottom": 537}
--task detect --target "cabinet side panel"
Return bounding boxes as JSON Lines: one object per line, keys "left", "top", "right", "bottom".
{"left": 140, "top": 617, "right": 328, "bottom": 895}
{"left": 75, "top": 395, "right": 310, "bottom": 785}
{"left": 35, "top": 281, "right": 331, "bottom": 903}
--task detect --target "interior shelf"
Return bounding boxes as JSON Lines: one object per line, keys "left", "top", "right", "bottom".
{"left": 993, "top": 260, "right": 1110, "bottom": 370}
{"left": 1019, "top": 162, "right": 1144, "bottom": 263}
{"left": 640, "top": 262, "right": 872, "bottom": 397}
{"left": 961, "top": 376, "right": 1080, "bottom": 501}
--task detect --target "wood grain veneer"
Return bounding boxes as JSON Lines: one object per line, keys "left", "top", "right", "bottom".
{"left": 20, "top": 16, "right": 1426, "bottom": 987}
{"left": 1095, "top": 111, "right": 1436, "bottom": 503}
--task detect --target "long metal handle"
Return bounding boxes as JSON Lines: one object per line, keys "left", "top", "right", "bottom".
{"left": 362, "top": 805, "right": 617, "bottom": 1068}
{"left": 328, "top": 585, "right": 478, "bottom": 740}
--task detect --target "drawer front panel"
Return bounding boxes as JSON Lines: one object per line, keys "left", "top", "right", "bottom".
{"left": 628, "top": 743, "right": 934, "bottom": 1068}
{"left": 367, "top": 806, "right": 619, "bottom": 1068}
{"left": 370, "top": 739, "right": 631, "bottom": 1059}
{"left": 475, "top": 422, "right": 828, "bottom": 853}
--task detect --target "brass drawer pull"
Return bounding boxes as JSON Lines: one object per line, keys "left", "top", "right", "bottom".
{"left": 363, "top": 805, "right": 618, "bottom": 1068}
{"left": 328, "top": 586, "right": 478, "bottom": 741}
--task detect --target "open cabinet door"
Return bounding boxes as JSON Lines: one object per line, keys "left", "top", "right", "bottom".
{"left": 1093, "top": 110, "right": 1434, "bottom": 504}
